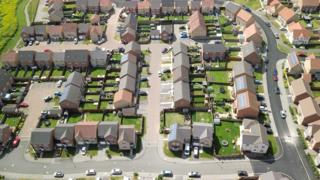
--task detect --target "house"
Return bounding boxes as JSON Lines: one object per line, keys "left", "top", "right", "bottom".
{"left": 90, "top": 26, "right": 104, "bottom": 43}
{"left": 1, "top": 51, "right": 19, "bottom": 68}
{"left": 34, "top": 25, "right": 48, "bottom": 41}
{"left": 137, "top": 0, "right": 150, "bottom": 15}
{"left": 124, "top": 1, "right": 138, "bottom": 13}
{"left": 168, "top": 123, "right": 191, "bottom": 151}
{"left": 121, "top": 53, "right": 137, "bottom": 64}
{"left": 90, "top": 14, "right": 100, "bottom": 25}
{"left": 99, "top": 0, "right": 113, "bottom": 13}
{"left": 310, "top": 129, "right": 320, "bottom": 151}
{"left": 2, "top": 105, "right": 19, "bottom": 115}
{"left": 124, "top": 41, "right": 141, "bottom": 58}
{"left": 236, "top": 9, "right": 255, "bottom": 28}
{"left": 287, "top": 52, "right": 303, "bottom": 75}
{"left": 243, "top": 23, "right": 263, "bottom": 48}
{"left": 54, "top": 123, "right": 75, "bottom": 147}
{"left": 174, "top": 0, "right": 189, "bottom": 14}
{"left": 48, "top": 7, "right": 64, "bottom": 22}
{"left": 52, "top": 52, "right": 65, "bottom": 68}
{"left": 76, "top": 0, "right": 88, "bottom": 12}
{"left": 278, "top": 7, "right": 297, "bottom": 26}
{"left": 150, "top": 0, "right": 161, "bottom": 15}
{"left": 30, "top": 128, "right": 55, "bottom": 152}
{"left": 266, "top": 0, "right": 285, "bottom": 16}
{"left": 172, "top": 41, "right": 188, "bottom": 56}
{"left": 17, "top": 50, "right": 35, "bottom": 68}
{"left": 240, "top": 119, "right": 269, "bottom": 154}
{"left": 188, "top": 11, "right": 207, "bottom": 39}
{"left": 62, "top": 23, "right": 78, "bottom": 41}
{"left": 87, "top": 0, "right": 100, "bottom": 13}
{"left": 173, "top": 80, "right": 191, "bottom": 109}
{"left": 35, "top": 52, "right": 53, "bottom": 68}
{"left": 201, "top": 43, "right": 227, "bottom": 61}
{"left": 0, "top": 69, "right": 13, "bottom": 97}
{"left": 121, "top": 27, "right": 136, "bottom": 44}
{"left": 120, "top": 60, "right": 137, "bottom": 79}
{"left": 234, "top": 91, "right": 259, "bottom": 119}
{"left": 173, "top": 53, "right": 190, "bottom": 70}
{"left": 98, "top": 121, "right": 119, "bottom": 145}
{"left": 297, "top": 0, "right": 319, "bottom": 13}
{"left": 173, "top": 66, "right": 189, "bottom": 83}
{"left": 47, "top": 25, "right": 63, "bottom": 41}
{"left": 160, "top": 24, "right": 174, "bottom": 42}
{"left": 113, "top": 89, "right": 133, "bottom": 109}
{"left": 258, "top": 171, "right": 290, "bottom": 180}
{"left": 189, "top": 0, "right": 201, "bottom": 12}
{"left": 298, "top": 97, "right": 320, "bottom": 125}
{"left": 201, "top": 0, "right": 214, "bottom": 14}
{"left": 124, "top": 13, "right": 137, "bottom": 30}
{"left": 233, "top": 74, "right": 256, "bottom": 97}
{"left": 21, "top": 26, "right": 35, "bottom": 42}
{"left": 290, "top": 78, "right": 312, "bottom": 104}
{"left": 304, "top": 54, "right": 320, "bottom": 74}
{"left": 119, "top": 75, "right": 136, "bottom": 93}
{"left": 241, "top": 42, "right": 261, "bottom": 65}
{"left": 0, "top": 125, "right": 11, "bottom": 151}
{"left": 162, "top": 0, "right": 174, "bottom": 15}
{"left": 287, "top": 22, "right": 312, "bottom": 45}
{"left": 232, "top": 61, "right": 253, "bottom": 79}
{"left": 74, "top": 122, "right": 98, "bottom": 145}
{"left": 118, "top": 125, "right": 136, "bottom": 150}
{"left": 78, "top": 23, "right": 91, "bottom": 40}
{"left": 224, "top": 1, "right": 241, "bottom": 20}
{"left": 305, "top": 121, "right": 320, "bottom": 140}
{"left": 192, "top": 122, "right": 213, "bottom": 148}
{"left": 65, "top": 50, "right": 89, "bottom": 69}
{"left": 90, "top": 50, "right": 108, "bottom": 67}
{"left": 65, "top": 71, "right": 85, "bottom": 89}
{"left": 59, "top": 84, "right": 83, "bottom": 111}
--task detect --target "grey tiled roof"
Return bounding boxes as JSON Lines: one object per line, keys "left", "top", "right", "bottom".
{"left": 65, "top": 49, "right": 89, "bottom": 64}
{"left": 17, "top": 51, "right": 35, "bottom": 62}
{"left": 120, "top": 60, "right": 137, "bottom": 78}
{"left": 173, "top": 80, "right": 191, "bottom": 103}
{"left": 192, "top": 122, "right": 213, "bottom": 141}
{"left": 202, "top": 43, "right": 227, "bottom": 53}
{"left": 173, "top": 41, "right": 188, "bottom": 56}
{"left": 119, "top": 75, "right": 136, "bottom": 93}
{"left": 54, "top": 123, "right": 75, "bottom": 141}
{"left": 65, "top": 71, "right": 84, "bottom": 88}
{"left": 224, "top": 1, "right": 241, "bottom": 14}
{"left": 241, "top": 41, "right": 258, "bottom": 58}
{"left": 173, "top": 53, "right": 190, "bottom": 70}
{"left": 168, "top": 123, "right": 191, "bottom": 143}
{"left": 98, "top": 121, "right": 119, "bottom": 139}
{"left": 30, "top": 128, "right": 54, "bottom": 145}
{"left": 59, "top": 84, "right": 82, "bottom": 106}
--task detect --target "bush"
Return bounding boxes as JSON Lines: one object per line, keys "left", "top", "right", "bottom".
{"left": 297, "top": 128, "right": 308, "bottom": 149}
{"left": 306, "top": 154, "right": 320, "bottom": 179}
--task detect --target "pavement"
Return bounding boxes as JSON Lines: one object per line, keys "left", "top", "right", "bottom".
{"left": 34, "top": 0, "right": 48, "bottom": 22}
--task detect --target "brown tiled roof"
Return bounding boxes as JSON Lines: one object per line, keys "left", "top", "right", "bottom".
{"left": 243, "top": 23, "right": 260, "bottom": 39}
{"left": 62, "top": 23, "right": 77, "bottom": 33}
{"left": 236, "top": 9, "right": 254, "bottom": 22}
{"left": 75, "top": 121, "right": 98, "bottom": 139}
{"left": 47, "top": 25, "right": 63, "bottom": 35}
{"left": 278, "top": 7, "right": 295, "bottom": 22}
{"left": 113, "top": 89, "right": 133, "bottom": 104}
{"left": 188, "top": 11, "right": 206, "bottom": 33}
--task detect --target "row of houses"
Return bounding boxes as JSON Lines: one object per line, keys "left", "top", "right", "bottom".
{"left": 0, "top": 125, "right": 13, "bottom": 152}
{"left": 21, "top": 24, "right": 104, "bottom": 43}
{"left": 264, "top": 0, "right": 320, "bottom": 13}
{"left": 30, "top": 121, "right": 136, "bottom": 152}
{"left": 48, "top": 0, "right": 64, "bottom": 22}
{"left": 124, "top": 0, "right": 215, "bottom": 16}
{"left": 75, "top": 0, "right": 113, "bottom": 13}
{"left": 121, "top": 14, "right": 138, "bottom": 44}
{"left": 0, "top": 69, "right": 14, "bottom": 102}
{"left": 113, "top": 41, "right": 141, "bottom": 112}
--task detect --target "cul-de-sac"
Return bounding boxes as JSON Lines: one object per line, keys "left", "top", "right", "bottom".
{"left": 0, "top": 0, "right": 319, "bottom": 179}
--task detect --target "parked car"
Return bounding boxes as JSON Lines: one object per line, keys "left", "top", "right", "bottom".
{"left": 273, "top": 68, "right": 278, "bottom": 75}
{"left": 85, "top": 169, "right": 96, "bottom": 176}
{"left": 259, "top": 105, "right": 266, "bottom": 112}
{"left": 263, "top": 122, "right": 271, "bottom": 128}
{"left": 272, "top": 75, "right": 278, "bottom": 81}
{"left": 43, "top": 96, "right": 53, "bottom": 102}
{"left": 161, "top": 170, "right": 173, "bottom": 177}
{"left": 188, "top": 171, "right": 201, "bottom": 178}
{"left": 53, "top": 171, "right": 64, "bottom": 178}
{"left": 193, "top": 146, "right": 199, "bottom": 158}
{"left": 81, "top": 146, "right": 87, "bottom": 155}
{"left": 18, "top": 102, "right": 29, "bottom": 108}
{"left": 12, "top": 136, "right": 20, "bottom": 147}
{"left": 274, "top": 87, "right": 280, "bottom": 94}
{"left": 265, "top": 22, "right": 271, "bottom": 27}
{"left": 54, "top": 91, "right": 62, "bottom": 97}
{"left": 118, "top": 47, "right": 125, "bottom": 53}
{"left": 184, "top": 143, "right": 190, "bottom": 156}
{"left": 267, "top": 127, "right": 273, "bottom": 134}
{"left": 111, "top": 168, "right": 122, "bottom": 175}
{"left": 274, "top": 33, "right": 279, "bottom": 39}
{"left": 254, "top": 80, "right": 262, "bottom": 84}
{"left": 138, "top": 90, "right": 148, "bottom": 96}
{"left": 280, "top": 110, "right": 286, "bottom": 119}
{"left": 162, "top": 48, "right": 168, "bottom": 54}
{"left": 238, "top": 170, "right": 248, "bottom": 177}
{"left": 56, "top": 80, "right": 63, "bottom": 88}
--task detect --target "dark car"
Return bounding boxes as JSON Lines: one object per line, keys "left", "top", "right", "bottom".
{"left": 238, "top": 170, "right": 248, "bottom": 177}
{"left": 118, "top": 47, "right": 125, "bottom": 53}
{"left": 273, "top": 68, "right": 278, "bottom": 75}
{"left": 161, "top": 170, "right": 173, "bottom": 177}
{"left": 138, "top": 90, "right": 148, "bottom": 96}
{"left": 263, "top": 122, "right": 271, "bottom": 128}
{"left": 266, "top": 22, "right": 271, "bottom": 27}
{"left": 188, "top": 171, "right": 201, "bottom": 178}
{"left": 162, "top": 48, "right": 168, "bottom": 54}
{"left": 274, "top": 87, "right": 280, "bottom": 94}
{"left": 267, "top": 127, "right": 273, "bottom": 134}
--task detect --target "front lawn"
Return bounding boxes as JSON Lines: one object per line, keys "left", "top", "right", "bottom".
{"left": 165, "top": 112, "right": 185, "bottom": 128}
{"left": 163, "top": 140, "right": 182, "bottom": 158}
{"left": 51, "top": 69, "right": 63, "bottom": 77}
{"left": 214, "top": 121, "right": 241, "bottom": 156}
{"left": 234, "top": 0, "right": 261, "bottom": 10}
{"left": 5, "top": 116, "right": 20, "bottom": 127}
{"left": 85, "top": 113, "right": 103, "bottom": 121}
{"left": 206, "top": 71, "right": 230, "bottom": 83}
{"left": 67, "top": 114, "right": 83, "bottom": 123}
{"left": 90, "top": 68, "right": 106, "bottom": 77}
{"left": 122, "top": 117, "right": 143, "bottom": 134}
{"left": 40, "top": 119, "right": 58, "bottom": 128}
{"left": 104, "top": 112, "right": 121, "bottom": 123}
{"left": 254, "top": 70, "right": 263, "bottom": 80}
{"left": 87, "top": 145, "right": 98, "bottom": 158}
{"left": 192, "top": 112, "right": 212, "bottom": 123}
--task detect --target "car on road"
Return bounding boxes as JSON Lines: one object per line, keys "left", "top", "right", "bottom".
{"left": 238, "top": 170, "right": 248, "bottom": 177}
{"left": 81, "top": 146, "right": 87, "bottom": 155}
{"left": 259, "top": 105, "right": 267, "bottom": 112}
{"left": 85, "top": 169, "right": 96, "bottom": 176}
{"left": 118, "top": 47, "right": 125, "bottom": 53}
{"left": 53, "top": 171, "right": 64, "bottom": 178}
{"left": 280, "top": 110, "right": 286, "bottom": 119}
{"left": 265, "top": 22, "right": 271, "bottom": 27}
{"left": 161, "top": 170, "right": 173, "bottom": 177}
{"left": 162, "top": 48, "right": 168, "bottom": 53}
{"left": 188, "top": 171, "right": 201, "bottom": 178}
{"left": 184, "top": 143, "right": 190, "bottom": 156}
{"left": 56, "top": 80, "right": 63, "bottom": 88}
{"left": 267, "top": 127, "right": 273, "bottom": 134}
{"left": 43, "top": 96, "right": 53, "bottom": 102}
{"left": 263, "top": 122, "right": 271, "bottom": 128}
{"left": 274, "top": 87, "right": 280, "bottom": 94}
{"left": 193, "top": 146, "right": 199, "bottom": 158}
{"left": 18, "top": 102, "right": 29, "bottom": 108}
{"left": 111, "top": 168, "right": 122, "bottom": 175}
{"left": 272, "top": 75, "right": 278, "bottom": 81}
{"left": 274, "top": 33, "right": 279, "bottom": 39}
{"left": 12, "top": 136, "right": 20, "bottom": 147}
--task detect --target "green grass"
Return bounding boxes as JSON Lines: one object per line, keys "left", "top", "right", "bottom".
{"left": 214, "top": 121, "right": 241, "bottom": 156}
{"left": 85, "top": 94, "right": 100, "bottom": 101}
{"left": 67, "top": 114, "right": 83, "bottom": 123}
{"left": 280, "top": 33, "right": 293, "bottom": 48}
{"left": 90, "top": 68, "right": 106, "bottom": 77}
{"left": 122, "top": 117, "right": 143, "bottom": 133}
{"left": 277, "top": 43, "right": 290, "bottom": 54}
{"left": 51, "top": 69, "right": 63, "bottom": 76}
{"left": 267, "top": 135, "right": 278, "bottom": 156}
{"left": 139, "top": 81, "right": 149, "bottom": 88}
{"left": 206, "top": 71, "right": 230, "bottom": 83}
{"left": 257, "top": 85, "right": 264, "bottom": 93}
{"left": 254, "top": 70, "right": 263, "bottom": 81}
{"left": 165, "top": 112, "right": 185, "bottom": 128}
{"left": 28, "top": 0, "right": 40, "bottom": 22}
{"left": 192, "top": 112, "right": 212, "bottom": 123}
{"left": 163, "top": 140, "right": 182, "bottom": 158}
{"left": 104, "top": 113, "right": 121, "bottom": 123}
{"left": 100, "top": 101, "right": 111, "bottom": 109}
{"left": 87, "top": 146, "right": 98, "bottom": 158}
{"left": 40, "top": 119, "right": 58, "bottom": 128}
{"left": 208, "top": 84, "right": 231, "bottom": 102}
{"left": 234, "top": 0, "right": 261, "bottom": 10}
{"left": 16, "top": 70, "right": 25, "bottom": 77}
{"left": 223, "top": 34, "right": 238, "bottom": 40}
{"left": 112, "top": 53, "right": 121, "bottom": 61}
{"left": 200, "top": 148, "right": 214, "bottom": 159}
{"left": 85, "top": 113, "right": 103, "bottom": 122}
{"left": 5, "top": 116, "right": 20, "bottom": 127}
{"left": 313, "top": 91, "right": 320, "bottom": 98}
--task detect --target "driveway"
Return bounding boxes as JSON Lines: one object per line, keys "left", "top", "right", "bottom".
{"left": 20, "top": 82, "right": 60, "bottom": 139}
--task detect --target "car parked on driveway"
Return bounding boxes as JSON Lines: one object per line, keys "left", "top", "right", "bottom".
{"left": 12, "top": 136, "right": 20, "bottom": 148}
{"left": 43, "top": 96, "right": 53, "bottom": 102}
{"left": 18, "top": 102, "right": 29, "bottom": 108}
{"left": 193, "top": 146, "right": 199, "bottom": 158}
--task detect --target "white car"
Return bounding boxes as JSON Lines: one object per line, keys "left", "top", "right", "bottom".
{"left": 280, "top": 110, "right": 286, "bottom": 119}
{"left": 111, "top": 168, "right": 122, "bottom": 175}
{"left": 80, "top": 146, "right": 87, "bottom": 155}
{"left": 184, "top": 143, "right": 190, "bottom": 156}
{"left": 56, "top": 80, "right": 63, "bottom": 88}
{"left": 53, "top": 171, "right": 64, "bottom": 178}
{"left": 85, "top": 169, "right": 96, "bottom": 176}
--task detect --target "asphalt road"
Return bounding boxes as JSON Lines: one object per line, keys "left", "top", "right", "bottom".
{"left": 250, "top": 14, "right": 315, "bottom": 180}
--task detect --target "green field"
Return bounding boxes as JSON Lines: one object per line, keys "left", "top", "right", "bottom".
{"left": 234, "top": 0, "right": 261, "bottom": 10}
{"left": 122, "top": 117, "right": 143, "bottom": 133}
{"left": 206, "top": 71, "right": 230, "bottom": 83}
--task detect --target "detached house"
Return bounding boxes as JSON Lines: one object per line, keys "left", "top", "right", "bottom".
{"left": 162, "top": 0, "right": 174, "bottom": 15}
{"left": 54, "top": 123, "right": 75, "bottom": 147}
{"left": 201, "top": 0, "right": 214, "bottom": 14}
{"left": 236, "top": 9, "right": 255, "bottom": 28}
{"left": 75, "top": 122, "right": 98, "bottom": 145}
{"left": 240, "top": 119, "right": 269, "bottom": 154}
{"left": 287, "top": 52, "right": 303, "bottom": 75}
{"left": 98, "top": 121, "right": 119, "bottom": 145}
{"left": 88, "top": 0, "right": 100, "bottom": 13}
{"left": 113, "top": 89, "right": 133, "bottom": 109}
{"left": 90, "top": 50, "right": 108, "bottom": 67}
{"left": 241, "top": 42, "right": 261, "bottom": 65}
{"left": 298, "top": 97, "right": 320, "bottom": 125}
{"left": 278, "top": 7, "right": 297, "bottom": 26}
{"left": 47, "top": 25, "right": 63, "bottom": 41}
{"left": 290, "top": 78, "right": 312, "bottom": 104}
{"left": 0, "top": 125, "right": 11, "bottom": 151}
{"left": 287, "top": 22, "right": 312, "bottom": 46}
{"left": 168, "top": 123, "right": 191, "bottom": 151}
{"left": 232, "top": 61, "right": 253, "bottom": 79}
{"left": 65, "top": 50, "right": 89, "bottom": 69}
{"left": 76, "top": 0, "right": 88, "bottom": 12}
{"left": 150, "top": 0, "right": 161, "bottom": 16}
{"left": 224, "top": 1, "right": 241, "bottom": 21}
{"left": 137, "top": 0, "right": 150, "bottom": 15}
{"left": 173, "top": 80, "right": 191, "bottom": 109}
{"left": 118, "top": 125, "right": 137, "bottom": 150}
{"left": 99, "top": 0, "right": 113, "bottom": 13}
{"left": 35, "top": 52, "right": 53, "bottom": 68}
{"left": 21, "top": 26, "right": 35, "bottom": 42}
{"left": 188, "top": 11, "right": 207, "bottom": 39}
{"left": 243, "top": 23, "right": 263, "bottom": 48}
{"left": 18, "top": 50, "right": 35, "bottom": 68}
{"left": 234, "top": 91, "right": 259, "bottom": 119}
{"left": 201, "top": 43, "right": 227, "bottom": 61}
{"left": 297, "top": 0, "right": 319, "bottom": 13}
{"left": 30, "top": 128, "right": 54, "bottom": 152}
{"left": 304, "top": 54, "right": 320, "bottom": 75}
{"left": 174, "top": 0, "right": 189, "bottom": 14}
{"left": 1, "top": 51, "right": 19, "bottom": 68}
{"left": 192, "top": 122, "right": 213, "bottom": 148}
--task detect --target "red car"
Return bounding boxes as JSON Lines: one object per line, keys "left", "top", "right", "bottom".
{"left": 273, "top": 75, "right": 278, "bottom": 81}
{"left": 19, "top": 102, "right": 29, "bottom": 108}
{"left": 12, "top": 136, "right": 20, "bottom": 147}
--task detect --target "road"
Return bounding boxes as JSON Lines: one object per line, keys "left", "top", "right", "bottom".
{"left": 250, "top": 14, "right": 315, "bottom": 180}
